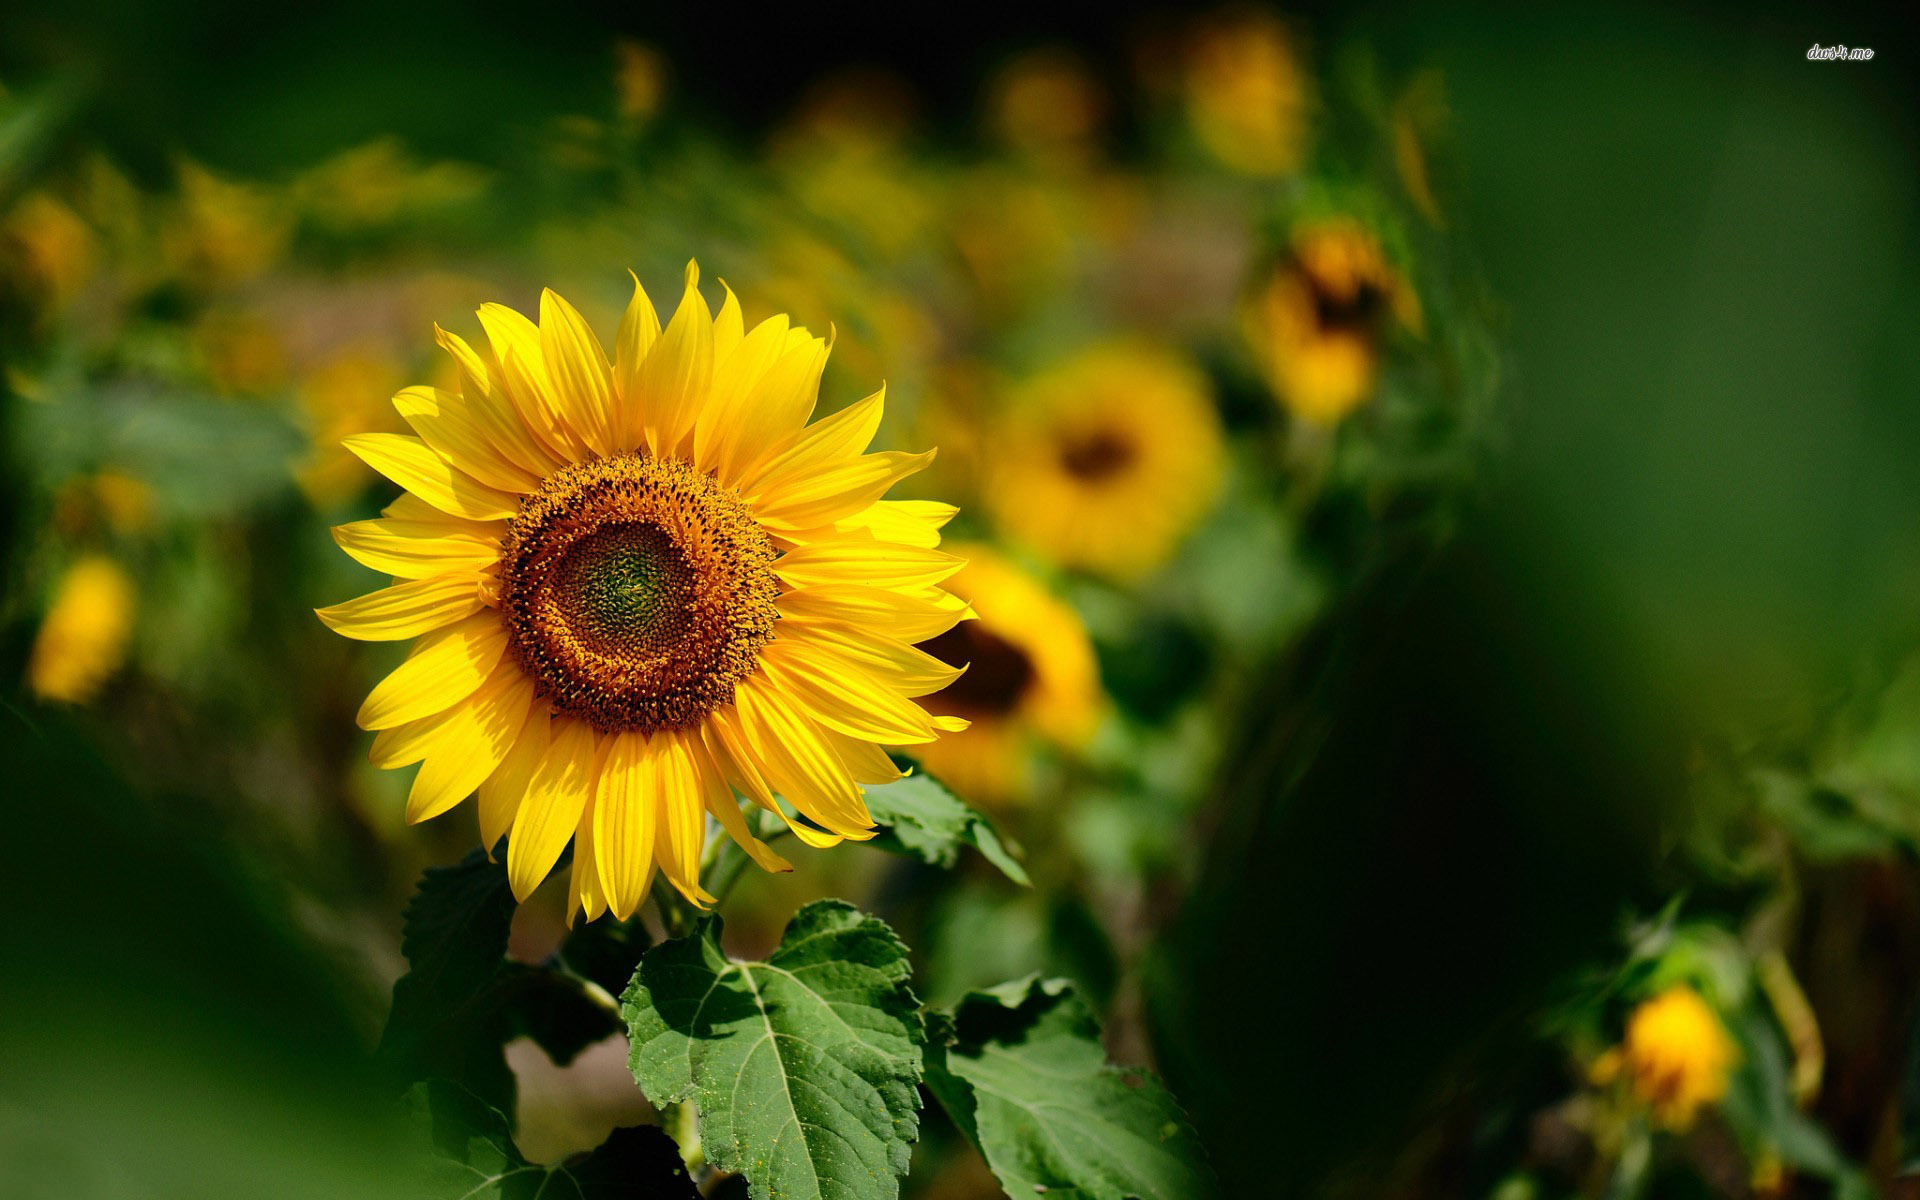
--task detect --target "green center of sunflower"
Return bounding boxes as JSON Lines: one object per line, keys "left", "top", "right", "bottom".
{"left": 498, "top": 452, "right": 779, "bottom": 733}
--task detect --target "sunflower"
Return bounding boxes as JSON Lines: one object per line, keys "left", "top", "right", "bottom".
{"left": 982, "top": 343, "right": 1223, "bottom": 580}
{"left": 29, "top": 555, "right": 136, "bottom": 704}
{"left": 1178, "top": 10, "right": 1310, "bottom": 177}
{"left": 913, "top": 544, "right": 1102, "bottom": 804}
{"left": 1242, "top": 219, "right": 1421, "bottom": 426}
{"left": 317, "top": 264, "right": 972, "bottom": 920}
{"left": 1590, "top": 985, "right": 1738, "bottom": 1131}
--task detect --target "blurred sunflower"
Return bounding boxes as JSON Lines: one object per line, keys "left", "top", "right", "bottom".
{"left": 983, "top": 343, "right": 1223, "bottom": 580}
{"left": 28, "top": 555, "right": 136, "bottom": 704}
{"left": 1591, "top": 985, "right": 1738, "bottom": 1131}
{"left": 1178, "top": 10, "right": 1310, "bottom": 177}
{"left": 317, "top": 264, "right": 971, "bottom": 920}
{"left": 913, "top": 544, "right": 1102, "bottom": 804}
{"left": 1241, "top": 218, "right": 1421, "bottom": 425}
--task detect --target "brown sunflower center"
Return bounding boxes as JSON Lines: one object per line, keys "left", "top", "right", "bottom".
{"left": 498, "top": 452, "right": 778, "bottom": 733}
{"left": 1057, "top": 426, "right": 1136, "bottom": 482}
{"left": 922, "top": 623, "right": 1035, "bottom": 717}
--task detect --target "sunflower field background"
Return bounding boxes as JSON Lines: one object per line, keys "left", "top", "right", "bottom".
{"left": 2, "top": 3, "right": 1918, "bottom": 1198}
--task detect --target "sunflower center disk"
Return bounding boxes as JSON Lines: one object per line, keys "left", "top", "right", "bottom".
{"left": 499, "top": 453, "right": 778, "bottom": 733}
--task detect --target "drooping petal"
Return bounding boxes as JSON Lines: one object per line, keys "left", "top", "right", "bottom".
{"left": 633, "top": 261, "right": 714, "bottom": 456}
{"left": 652, "top": 729, "right": 717, "bottom": 906}
{"left": 569, "top": 783, "right": 608, "bottom": 925}
{"left": 392, "top": 386, "right": 544, "bottom": 494}
{"left": 356, "top": 610, "right": 509, "bottom": 729}
{"left": 332, "top": 516, "right": 502, "bottom": 580}
{"left": 731, "top": 676, "right": 874, "bottom": 838}
{"left": 759, "top": 640, "right": 939, "bottom": 745}
{"left": 404, "top": 661, "right": 538, "bottom": 824}
{"left": 343, "top": 434, "right": 521, "bottom": 521}
{"left": 702, "top": 711, "right": 845, "bottom": 849}
{"left": 316, "top": 572, "right": 487, "bottom": 642}
{"left": 478, "top": 704, "right": 549, "bottom": 855}
{"left": 592, "top": 730, "right": 658, "bottom": 921}
{"left": 686, "top": 732, "right": 792, "bottom": 872}
{"left": 507, "top": 717, "right": 601, "bottom": 901}
{"left": 538, "top": 288, "right": 615, "bottom": 456}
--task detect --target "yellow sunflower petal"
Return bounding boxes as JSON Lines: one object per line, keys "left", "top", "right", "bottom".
{"left": 478, "top": 704, "right": 549, "bottom": 855}
{"left": 783, "top": 619, "right": 965, "bottom": 697}
{"left": 436, "top": 324, "right": 567, "bottom": 478}
{"left": 750, "top": 449, "right": 935, "bottom": 532}
{"left": 774, "top": 540, "right": 965, "bottom": 592}
{"left": 653, "top": 730, "right": 718, "bottom": 906}
{"left": 404, "top": 661, "right": 538, "bottom": 824}
{"left": 507, "top": 717, "right": 601, "bottom": 901}
{"left": 724, "top": 328, "right": 828, "bottom": 481}
{"left": 760, "top": 640, "right": 939, "bottom": 745}
{"left": 732, "top": 676, "right": 874, "bottom": 838}
{"left": 688, "top": 735, "right": 792, "bottom": 872}
{"left": 635, "top": 261, "right": 714, "bottom": 456}
{"left": 740, "top": 385, "right": 885, "bottom": 499}
{"left": 343, "top": 433, "right": 520, "bottom": 522}
{"left": 833, "top": 499, "right": 959, "bottom": 549}
{"left": 821, "top": 728, "right": 909, "bottom": 786}
{"left": 356, "top": 610, "right": 509, "bottom": 730}
{"left": 539, "top": 288, "right": 616, "bottom": 456}
{"left": 778, "top": 583, "right": 972, "bottom": 644}
{"left": 696, "top": 312, "right": 792, "bottom": 478}
{"left": 392, "top": 386, "right": 543, "bottom": 494}
{"left": 592, "top": 730, "right": 659, "bottom": 921}
{"left": 568, "top": 785, "right": 606, "bottom": 926}
{"left": 712, "top": 280, "right": 745, "bottom": 363}
{"left": 476, "top": 302, "right": 580, "bottom": 460}
{"left": 611, "top": 270, "right": 663, "bottom": 449}
{"left": 331, "top": 516, "right": 502, "bottom": 580}
{"left": 316, "top": 572, "right": 487, "bottom": 641}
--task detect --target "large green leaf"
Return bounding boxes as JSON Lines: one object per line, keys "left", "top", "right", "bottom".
{"left": 925, "top": 977, "right": 1214, "bottom": 1200}
{"left": 622, "top": 899, "right": 924, "bottom": 1200}
{"left": 863, "top": 774, "right": 1030, "bottom": 885}
{"left": 414, "top": 1079, "right": 698, "bottom": 1200}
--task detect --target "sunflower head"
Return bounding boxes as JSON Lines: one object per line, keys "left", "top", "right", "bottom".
{"left": 914, "top": 544, "right": 1103, "bottom": 803}
{"left": 29, "top": 555, "right": 136, "bottom": 705}
{"left": 1591, "top": 984, "right": 1738, "bottom": 1130}
{"left": 1242, "top": 219, "right": 1421, "bottom": 426}
{"left": 982, "top": 342, "right": 1223, "bottom": 580}
{"left": 318, "top": 263, "right": 971, "bottom": 921}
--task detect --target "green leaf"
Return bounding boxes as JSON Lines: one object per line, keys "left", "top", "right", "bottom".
{"left": 925, "top": 977, "right": 1214, "bottom": 1200}
{"left": 863, "top": 774, "right": 1030, "bottom": 885}
{"left": 622, "top": 899, "right": 925, "bottom": 1200}
{"left": 380, "top": 850, "right": 621, "bottom": 1109}
{"left": 560, "top": 915, "right": 653, "bottom": 998}
{"left": 414, "top": 1079, "right": 698, "bottom": 1199}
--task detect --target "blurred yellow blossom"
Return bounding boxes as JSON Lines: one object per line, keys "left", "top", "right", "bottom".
{"left": 165, "top": 162, "right": 290, "bottom": 290}
{"left": 288, "top": 138, "right": 489, "bottom": 235}
{"left": 2, "top": 192, "right": 97, "bottom": 316}
{"left": 293, "top": 345, "right": 411, "bottom": 508}
{"left": 914, "top": 544, "right": 1103, "bottom": 804}
{"left": 988, "top": 49, "right": 1107, "bottom": 169}
{"left": 984, "top": 342, "right": 1224, "bottom": 579}
{"left": 1242, "top": 218, "right": 1420, "bottom": 425}
{"left": 1591, "top": 985, "right": 1738, "bottom": 1130}
{"left": 614, "top": 40, "right": 667, "bottom": 123}
{"left": 28, "top": 556, "right": 136, "bottom": 704}
{"left": 1393, "top": 69, "right": 1450, "bottom": 228}
{"left": 1179, "top": 10, "right": 1310, "bottom": 177}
